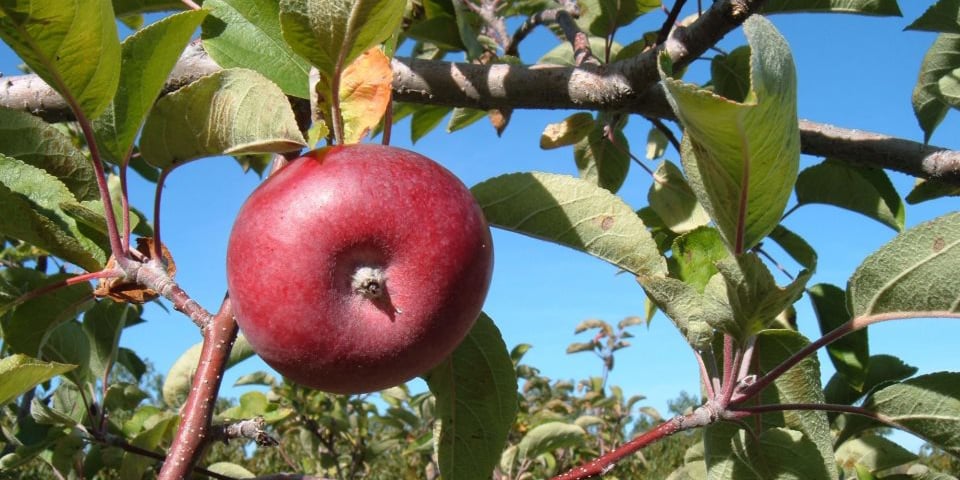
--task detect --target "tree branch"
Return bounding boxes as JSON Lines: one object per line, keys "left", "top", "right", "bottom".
{"left": 2, "top": 1, "right": 960, "bottom": 184}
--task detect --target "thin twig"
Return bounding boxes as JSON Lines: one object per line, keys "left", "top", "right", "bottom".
{"left": 657, "top": 0, "right": 688, "bottom": 45}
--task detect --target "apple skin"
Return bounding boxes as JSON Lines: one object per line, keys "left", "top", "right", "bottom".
{"left": 226, "top": 144, "right": 493, "bottom": 394}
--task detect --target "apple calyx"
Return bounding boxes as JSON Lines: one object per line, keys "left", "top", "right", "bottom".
{"left": 351, "top": 266, "right": 387, "bottom": 300}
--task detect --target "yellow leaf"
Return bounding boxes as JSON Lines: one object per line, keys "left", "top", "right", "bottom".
{"left": 340, "top": 48, "right": 393, "bottom": 144}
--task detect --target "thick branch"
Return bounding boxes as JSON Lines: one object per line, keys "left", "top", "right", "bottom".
{"left": 3, "top": 1, "right": 960, "bottom": 184}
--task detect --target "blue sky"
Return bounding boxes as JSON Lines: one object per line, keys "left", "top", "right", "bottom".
{"left": 2, "top": 2, "right": 959, "bottom": 453}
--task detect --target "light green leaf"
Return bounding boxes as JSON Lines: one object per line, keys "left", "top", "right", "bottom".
{"left": 668, "top": 226, "right": 729, "bottom": 292}
{"left": 120, "top": 412, "right": 178, "bottom": 479}
{"left": 207, "top": 462, "right": 256, "bottom": 479}
{"left": 662, "top": 16, "right": 799, "bottom": 253}
{"left": 864, "top": 372, "right": 960, "bottom": 456}
{"left": 646, "top": 127, "right": 669, "bottom": 160}
{"left": 95, "top": 9, "right": 207, "bottom": 164}
{"left": 913, "top": 34, "right": 960, "bottom": 143}
{"left": 162, "top": 335, "right": 255, "bottom": 406}
{"left": 574, "top": 121, "right": 630, "bottom": 193}
{"left": 0, "top": 354, "right": 75, "bottom": 406}
{"left": 0, "top": 108, "right": 98, "bottom": 201}
{"left": 424, "top": 313, "right": 517, "bottom": 480}
{"left": 809, "top": 283, "right": 867, "bottom": 391}
{"left": 538, "top": 36, "right": 621, "bottom": 65}
{"left": 278, "top": 0, "right": 404, "bottom": 79}
{"left": 835, "top": 435, "right": 917, "bottom": 475}
{"left": 795, "top": 159, "right": 904, "bottom": 231}
{"left": 0, "top": 155, "right": 105, "bottom": 271}
{"left": 756, "top": 330, "right": 838, "bottom": 479}
{"left": 713, "top": 254, "right": 811, "bottom": 340}
{"left": 637, "top": 274, "right": 724, "bottom": 351}
{"left": 649, "top": 160, "right": 710, "bottom": 233}
{"left": 761, "top": 0, "right": 901, "bottom": 15}
{"left": 447, "top": 107, "right": 487, "bottom": 133}
{"left": 217, "top": 391, "right": 292, "bottom": 423}
{"left": 202, "top": 0, "right": 310, "bottom": 98}
{"left": 472, "top": 172, "right": 667, "bottom": 276}
{"left": 0, "top": 0, "right": 120, "bottom": 119}
{"left": 139, "top": 68, "right": 307, "bottom": 169}
{"left": 517, "top": 422, "right": 586, "bottom": 461}
{"left": 848, "top": 212, "right": 960, "bottom": 318}
{"left": 906, "top": 0, "right": 960, "bottom": 33}
{"left": 576, "top": 0, "right": 661, "bottom": 37}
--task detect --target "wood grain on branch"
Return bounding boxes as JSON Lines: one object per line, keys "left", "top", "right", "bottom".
{"left": 1, "top": 0, "right": 958, "bottom": 184}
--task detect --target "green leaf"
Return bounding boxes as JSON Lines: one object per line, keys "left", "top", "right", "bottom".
{"left": 83, "top": 301, "right": 134, "bottom": 380}
{"left": 847, "top": 212, "right": 960, "bottom": 318}
{"left": 1, "top": 271, "right": 93, "bottom": 355}
{"left": 576, "top": 0, "right": 661, "bottom": 37}
{"left": 661, "top": 16, "right": 799, "bottom": 254}
{"left": 649, "top": 160, "right": 710, "bottom": 234}
{"left": 217, "top": 391, "right": 292, "bottom": 423}
{"left": 795, "top": 159, "right": 904, "bottom": 231}
{"left": 112, "top": 0, "right": 190, "bottom": 17}
{"left": 139, "top": 68, "right": 307, "bottom": 169}
{"left": 668, "top": 226, "right": 729, "bottom": 291}
{"left": 713, "top": 254, "right": 811, "bottom": 340}
{"left": 913, "top": 34, "right": 960, "bottom": 143}
{"left": 761, "top": 0, "right": 901, "bottom": 15}
{"left": 94, "top": 9, "right": 208, "bottom": 164}
{"left": 906, "top": 178, "right": 960, "bottom": 204}
{"left": 207, "top": 462, "right": 256, "bottom": 479}
{"left": 825, "top": 355, "right": 917, "bottom": 416}
{"left": 906, "top": 0, "right": 960, "bottom": 33}
{"left": 120, "top": 412, "right": 177, "bottom": 479}
{"left": 637, "top": 274, "right": 725, "bottom": 351}
{"left": 278, "top": 0, "right": 404, "bottom": 79}
{"left": 809, "top": 283, "right": 868, "bottom": 391}
{"left": 711, "top": 46, "right": 752, "bottom": 103}
{"left": 42, "top": 321, "right": 91, "bottom": 385}
{"left": 472, "top": 172, "right": 667, "bottom": 276}
{"left": 447, "top": 107, "right": 488, "bottom": 133}
{"left": 0, "top": 108, "right": 98, "bottom": 201}
{"left": 835, "top": 435, "right": 918, "bottom": 475}
{"left": 517, "top": 422, "right": 586, "bottom": 461}
{"left": 864, "top": 372, "right": 960, "bottom": 456}
{"left": 162, "top": 335, "right": 255, "bottom": 406}
{"left": 731, "top": 428, "right": 834, "bottom": 480}
{"left": 406, "top": 16, "right": 464, "bottom": 51}
{"left": 755, "top": 330, "right": 838, "bottom": 479}
{"left": 423, "top": 313, "right": 516, "bottom": 480}
{"left": 202, "top": 0, "right": 310, "bottom": 98}
{"left": 0, "top": 0, "right": 121, "bottom": 119}
{"left": 574, "top": 121, "right": 630, "bottom": 193}
{"left": 411, "top": 105, "right": 451, "bottom": 143}
{"left": 768, "top": 224, "right": 818, "bottom": 271}
{"left": 0, "top": 354, "right": 75, "bottom": 406}
{"left": 0, "top": 155, "right": 105, "bottom": 271}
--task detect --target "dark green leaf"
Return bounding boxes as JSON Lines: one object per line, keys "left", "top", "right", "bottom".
{"left": 574, "top": 123, "right": 630, "bottom": 193}
{"left": 576, "top": 0, "right": 661, "bottom": 37}
{"left": 711, "top": 46, "right": 751, "bottom": 103}
{"left": 0, "top": 354, "right": 75, "bottom": 406}
{"left": 663, "top": 17, "right": 800, "bottom": 253}
{"left": 0, "top": 108, "right": 97, "bottom": 201}
{"left": 848, "top": 212, "right": 960, "bottom": 318}
{"left": 668, "top": 226, "right": 728, "bottom": 291}
{"left": 762, "top": 0, "right": 900, "bottom": 15}
{"left": 424, "top": 313, "right": 517, "bottom": 480}
{"left": 825, "top": 354, "right": 917, "bottom": 409}
{"left": 42, "top": 321, "right": 91, "bottom": 385}
{"left": 139, "top": 68, "right": 307, "bottom": 169}
{"left": 472, "top": 172, "right": 667, "bottom": 276}
{"left": 0, "top": 0, "right": 121, "bottom": 119}
{"left": 809, "top": 283, "right": 867, "bottom": 390}
{"left": 202, "top": 0, "right": 310, "bottom": 98}
{"left": 795, "top": 159, "right": 904, "bottom": 231}
{"left": 906, "top": 0, "right": 960, "bottom": 33}
{"left": 913, "top": 34, "right": 960, "bottom": 143}
{"left": 95, "top": 9, "right": 208, "bottom": 164}
{"left": 906, "top": 178, "right": 960, "bottom": 204}
{"left": 517, "top": 422, "right": 586, "bottom": 461}
{"left": 864, "top": 372, "right": 960, "bottom": 457}
{"left": 405, "top": 16, "right": 465, "bottom": 51}
{"left": 411, "top": 105, "right": 451, "bottom": 143}
{"left": 83, "top": 301, "right": 134, "bottom": 380}
{"left": 768, "top": 224, "right": 818, "bottom": 271}
{"left": 2, "top": 271, "right": 93, "bottom": 356}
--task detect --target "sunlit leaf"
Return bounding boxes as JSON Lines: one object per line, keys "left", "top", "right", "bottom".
{"left": 835, "top": 435, "right": 917, "bottom": 476}
{"left": 762, "top": 0, "right": 901, "bottom": 15}
{"left": 661, "top": 16, "right": 799, "bottom": 254}
{"left": 795, "top": 159, "right": 904, "bottom": 231}
{"left": 864, "top": 372, "right": 960, "bottom": 456}
{"left": 540, "top": 113, "right": 595, "bottom": 150}
{"left": 278, "top": 0, "right": 404, "bottom": 79}
{"left": 339, "top": 48, "right": 392, "bottom": 144}
{"left": 95, "top": 9, "right": 207, "bottom": 164}
{"left": 0, "top": 354, "right": 75, "bottom": 406}
{"left": 424, "top": 313, "right": 517, "bottom": 480}
{"left": 576, "top": 0, "right": 661, "bottom": 37}
{"left": 162, "top": 335, "right": 255, "bottom": 406}
{"left": 0, "top": 108, "right": 98, "bottom": 201}
{"left": 538, "top": 36, "right": 621, "bottom": 66}
{"left": 112, "top": 0, "right": 189, "bottom": 17}
{"left": 472, "top": 172, "right": 667, "bottom": 277}
{"left": 848, "top": 212, "right": 960, "bottom": 318}
{"left": 139, "top": 68, "right": 307, "bottom": 169}
{"left": 0, "top": 0, "right": 121, "bottom": 119}
{"left": 202, "top": 0, "right": 311, "bottom": 98}
{"left": 668, "top": 226, "right": 728, "bottom": 292}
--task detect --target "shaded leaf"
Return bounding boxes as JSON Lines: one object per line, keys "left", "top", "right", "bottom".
{"left": 1, "top": 270, "right": 93, "bottom": 356}
{"left": 768, "top": 224, "right": 818, "bottom": 271}
{"left": 662, "top": 17, "right": 800, "bottom": 253}
{"left": 648, "top": 160, "right": 710, "bottom": 234}
{"left": 795, "top": 159, "right": 904, "bottom": 231}
{"left": 112, "top": 0, "right": 188, "bottom": 17}
{"left": 825, "top": 355, "right": 918, "bottom": 417}
{"left": 424, "top": 313, "right": 517, "bottom": 480}
{"left": 762, "top": 0, "right": 901, "bottom": 15}
{"left": 202, "top": 0, "right": 310, "bottom": 98}
{"left": 913, "top": 34, "right": 960, "bottom": 143}
{"left": 472, "top": 172, "right": 667, "bottom": 276}
{"left": 711, "top": 46, "right": 751, "bottom": 103}
{"left": 0, "top": 0, "right": 121, "bottom": 119}
{"left": 83, "top": 301, "right": 134, "bottom": 380}
{"left": 538, "top": 36, "right": 620, "bottom": 65}
{"left": 0, "top": 108, "right": 97, "bottom": 201}
{"left": 447, "top": 107, "right": 487, "bottom": 133}
{"left": 517, "top": 422, "right": 585, "bottom": 461}
{"left": 411, "top": 105, "right": 451, "bottom": 143}
{"left": 42, "top": 321, "right": 91, "bottom": 386}
{"left": 576, "top": 0, "right": 661, "bottom": 37}
{"left": 574, "top": 121, "right": 630, "bottom": 193}
{"left": 848, "top": 212, "right": 960, "bottom": 318}
{"left": 906, "top": 0, "right": 960, "bottom": 33}
{"left": 835, "top": 435, "right": 917, "bottom": 475}
{"left": 0, "top": 354, "right": 75, "bottom": 406}
{"left": 139, "top": 68, "right": 307, "bottom": 169}
{"left": 906, "top": 178, "right": 960, "bottom": 204}
{"left": 95, "top": 9, "right": 208, "bottom": 164}
{"left": 809, "top": 283, "right": 867, "bottom": 390}
{"left": 865, "top": 372, "right": 960, "bottom": 456}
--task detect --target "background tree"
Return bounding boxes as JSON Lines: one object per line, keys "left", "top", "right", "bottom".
{"left": 1, "top": 0, "right": 960, "bottom": 479}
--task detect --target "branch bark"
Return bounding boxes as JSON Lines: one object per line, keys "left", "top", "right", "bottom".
{"left": 2, "top": 1, "right": 959, "bottom": 184}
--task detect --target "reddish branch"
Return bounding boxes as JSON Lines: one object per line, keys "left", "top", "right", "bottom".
{"left": 157, "top": 296, "right": 237, "bottom": 480}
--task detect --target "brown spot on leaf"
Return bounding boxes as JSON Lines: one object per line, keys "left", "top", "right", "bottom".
{"left": 600, "top": 216, "right": 615, "bottom": 230}
{"left": 94, "top": 237, "right": 176, "bottom": 304}
{"left": 933, "top": 236, "right": 946, "bottom": 253}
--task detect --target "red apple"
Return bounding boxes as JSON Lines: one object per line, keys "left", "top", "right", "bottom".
{"left": 226, "top": 144, "right": 493, "bottom": 394}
